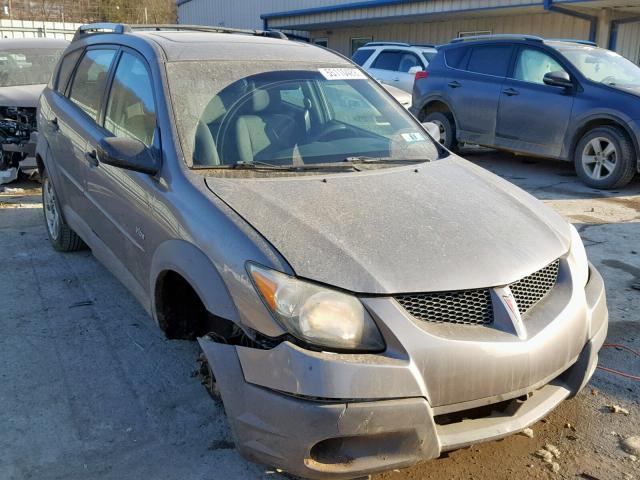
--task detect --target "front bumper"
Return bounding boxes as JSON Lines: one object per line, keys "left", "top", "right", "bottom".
{"left": 199, "top": 265, "right": 607, "bottom": 479}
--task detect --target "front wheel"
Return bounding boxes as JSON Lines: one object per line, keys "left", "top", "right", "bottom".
{"left": 42, "top": 169, "right": 86, "bottom": 252}
{"left": 574, "top": 126, "right": 636, "bottom": 189}
{"left": 423, "top": 111, "right": 458, "bottom": 151}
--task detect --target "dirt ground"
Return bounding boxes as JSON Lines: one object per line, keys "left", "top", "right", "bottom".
{"left": 1, "top": 153, "right": 639, "bottom": 480}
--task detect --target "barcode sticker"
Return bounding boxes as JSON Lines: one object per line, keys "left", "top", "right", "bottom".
{"left": 318, "top": 68, "right": 367, "bottom": 80}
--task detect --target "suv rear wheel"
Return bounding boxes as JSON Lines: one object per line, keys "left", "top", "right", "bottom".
{"left": 424, "top": 111, "right": 457, "bottom": 151}
{"left": 574, "top": 126, "right": 636, "bottom": 189}
{"left": 42, "top": 169, "right": 86, "bottom": 251}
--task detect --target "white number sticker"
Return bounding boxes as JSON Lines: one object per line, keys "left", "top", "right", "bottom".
{"left": 318, "top": 68, "right": 367, "bottom": 80}
{"left": 401, "top": 132, "right": 426, "bottom": 143}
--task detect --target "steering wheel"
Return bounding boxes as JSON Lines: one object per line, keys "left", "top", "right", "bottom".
{"left": 313, "top": 122, "right": 350, "bottom": 141}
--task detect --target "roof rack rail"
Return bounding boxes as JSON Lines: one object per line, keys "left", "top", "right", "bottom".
{"left": 72, "top": 23, "right": 288, "bottom": 42}
{"left": 130, "top": 24, "right": 288, "bottom": 39}
{"left": 547, "top": 38, "right": 597, "bottom": 46}
{"left": 73, "top": 23, "right": 130, "bottom": 40}
{"left": 413, "top": 43, "right": 437, "bottom": 48}
{"left": 363, "top": 41, "right": 410, "bottom": 47}
{"left": 450, "top": 34, "right": 543, "bottom": 43}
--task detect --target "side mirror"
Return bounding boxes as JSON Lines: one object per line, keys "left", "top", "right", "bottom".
{"left": 543, "top": 70, "right": 573, "bottom": 89}
{"left": 408, "top": 66, "right": 423, "bottom": 75}
{"left": 97, "top": 136, "right": 160, "bottom": 175}
{"left": 422, "top": 121, "right": 441, "bottom": 143}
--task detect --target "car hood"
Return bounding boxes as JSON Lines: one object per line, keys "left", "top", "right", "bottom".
{"left": 0, "top": 84, "right": 45, "bottom": 108}
{"left": 205, "top": 157, "right": 571, "bottom": 294}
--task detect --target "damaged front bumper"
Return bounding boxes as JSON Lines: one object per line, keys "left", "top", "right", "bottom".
{"left": 199, "top": 265, "right": 607, "bottom": 479}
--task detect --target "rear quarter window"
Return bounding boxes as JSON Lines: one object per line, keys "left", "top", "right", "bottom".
{"left": 444, "top": 47, "right": 469, "bottom": 68}
{"left": 352, "top": 48, "right": 375, "bottom": 66}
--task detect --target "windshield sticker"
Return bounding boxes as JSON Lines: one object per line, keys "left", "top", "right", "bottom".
{"left": 318, "top": 67, "right": 367, "bottom": 80}
{"left": 401, "top": 132, "right": 426, "bottom": 143}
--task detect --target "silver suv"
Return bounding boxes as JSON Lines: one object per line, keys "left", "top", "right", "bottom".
{"left": 37, "top": 23, "right": 607, "bottom": 480}
{"left": 352, "top": 41, "right": 437, "bottom": 92}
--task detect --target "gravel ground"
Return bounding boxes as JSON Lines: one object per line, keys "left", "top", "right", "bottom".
{"left": 1, "top": 153, "right": 639, "bottom": 480}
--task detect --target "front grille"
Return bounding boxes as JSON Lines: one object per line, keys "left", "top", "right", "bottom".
{"left": 395, "top": 259, "right": 560, "bottom": 325}
{"left": 510, "top": 259, "right": 560, "bottom": 315}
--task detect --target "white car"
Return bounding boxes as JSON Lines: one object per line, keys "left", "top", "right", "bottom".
{"left": 382, "top": 83, "right": 412, "bottom": 109}
{"left": 353, "top": 41, "right": 437, "bottom": 93}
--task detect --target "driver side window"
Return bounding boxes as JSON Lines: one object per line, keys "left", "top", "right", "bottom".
{"left": 513, "top": 48, "right": 566, "bottom": 85}
{"left": 104, "top": 52, "right": 156, "bottom": 147}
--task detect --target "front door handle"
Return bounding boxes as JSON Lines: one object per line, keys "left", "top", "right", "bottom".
{"left": 84, "top": 150, "right": 99, "bottom": 167}
{"left": 503, "top": 88, "right": 520, "bottom": 96}
{"left": 50, "top": 117, "right": 59, "bottom": 131}
{"left": 392, "top": 77, "right": 400, "bottom": 82}
{"left": 448, "top": 81, "right": 462, "bottom": 88}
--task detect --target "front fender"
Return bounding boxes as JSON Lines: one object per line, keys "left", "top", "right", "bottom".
{"left": 150, "top": 239, "right": 240, "bottom": 325}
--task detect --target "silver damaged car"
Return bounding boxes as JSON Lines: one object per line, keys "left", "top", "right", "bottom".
{"left": 37, "top": 23, "right": 608, "bottom": 479}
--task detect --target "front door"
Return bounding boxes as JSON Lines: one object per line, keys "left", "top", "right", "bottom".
{"left": 495, "top": 46, "right": 575, "bottom": 157}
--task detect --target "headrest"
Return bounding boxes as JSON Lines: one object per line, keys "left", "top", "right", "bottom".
{"left": 251, "top": 89, "right": 270, "bottom": 112}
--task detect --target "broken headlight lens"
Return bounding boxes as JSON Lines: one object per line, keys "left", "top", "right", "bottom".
{"left": 248, "top": 264, "right": 385, "bottom": 352}
{"left": 569, "top": 224, "right": 589, "bottom": 287}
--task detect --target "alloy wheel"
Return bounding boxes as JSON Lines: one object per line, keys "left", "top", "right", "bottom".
{"left": 43, "top": 178, "right": 60, "bottom": 240}
{"left": 581, "top": 136, "right": 617, "bottom": 181}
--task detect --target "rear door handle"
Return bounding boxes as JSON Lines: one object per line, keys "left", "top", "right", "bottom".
{"left": 392, "top": 77, "right": 400, "bottom": 82}
{"left": 84, "top": 150, "right": 99, "bottom": 167}
{"left": 448, "top": 81, "right": 461, "bottom": 88}
{"left": 503, "top": 88, "right": 520, "bottom": 96}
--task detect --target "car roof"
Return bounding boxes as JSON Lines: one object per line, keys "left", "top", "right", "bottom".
{"left": 0, "top": 37, "right": 69, "bottom": 49}
{"left": 137, "top": 31, "right": 347, "bottom": 63}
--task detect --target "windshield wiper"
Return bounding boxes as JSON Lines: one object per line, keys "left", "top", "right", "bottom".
{"left": 203, "top": 160, "right": 358, "bottom": 171}
{"left": 344, "top": 156, "right": 429, "bottom": 164}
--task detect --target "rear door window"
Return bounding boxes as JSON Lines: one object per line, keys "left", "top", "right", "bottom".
{"left": 352, "top": 48, "right": 375, "bottom": 66}
{"left": 104, "top": 52, "right": 156, "bottom": 147}
{"left": 68, "top": 49, "right": 117, "bottom": 121}
{"left": 371, "top": 51, "right": 402, "bottom": 71}
{"left": 466, "top": 45, "right": 512, "bottom": 77}
{"left": 56, "top": 48, "right": 82, "bottom": 94}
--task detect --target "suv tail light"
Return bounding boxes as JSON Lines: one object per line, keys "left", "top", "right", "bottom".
{"left": 415, "top": 70, "right": 429, "bottom": 81}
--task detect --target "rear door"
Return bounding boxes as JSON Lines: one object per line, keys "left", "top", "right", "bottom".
{"left": 83, "top": 49, "right": 159, "bottom": 285}
{"left": 42, "top": 47, "right": 84, "bottom": 209}
{"left": 54, "top": 47, "right": 118, "bottom": 225}
{"left": 443, "top": 44, "right": 513, "bottom": 145}
{"left": 495, "top": 46, "right": 575, "bottom": 157}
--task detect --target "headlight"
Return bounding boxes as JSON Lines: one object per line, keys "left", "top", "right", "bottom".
{"left": 248, "top": 264, "right": 385, "bottom": 351}
{"left": 569, "top": 224, "right": 589, "bottom": 287}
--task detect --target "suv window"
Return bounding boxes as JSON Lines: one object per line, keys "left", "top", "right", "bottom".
{"left": 68, "top": 49, "right": 116, "bottom": 121}
{"left": 55, "top": 49, "right": 82, "bottom": 93}
{"left": 104, "top": 52, "right": 156, "bottom": 147}
{"left": 513, "top": 48, "right": 566, "bottom": 84}
{"left": 444, "top": 47, "right": 470, "bottom": 69}
{"left": 352, "top": 48, "right": 375, "bottom": 66}
{"left": 467, "top": 45, "right": 512, "bottom": 77}
{"left": 398, "top": 52, "right": 422, "bottom": 72}
{"left": 372, "top": 51, "right": 402, "bottom": 71}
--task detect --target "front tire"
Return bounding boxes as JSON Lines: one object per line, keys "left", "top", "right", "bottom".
{"left": 42, "top": 169, "right": 86, "bottom": 252}
{"left": 574, "top": 126, "right": 636, "bottom": 189}
{"left": 423, "top": 111, "right": 458, "bottom": 151}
